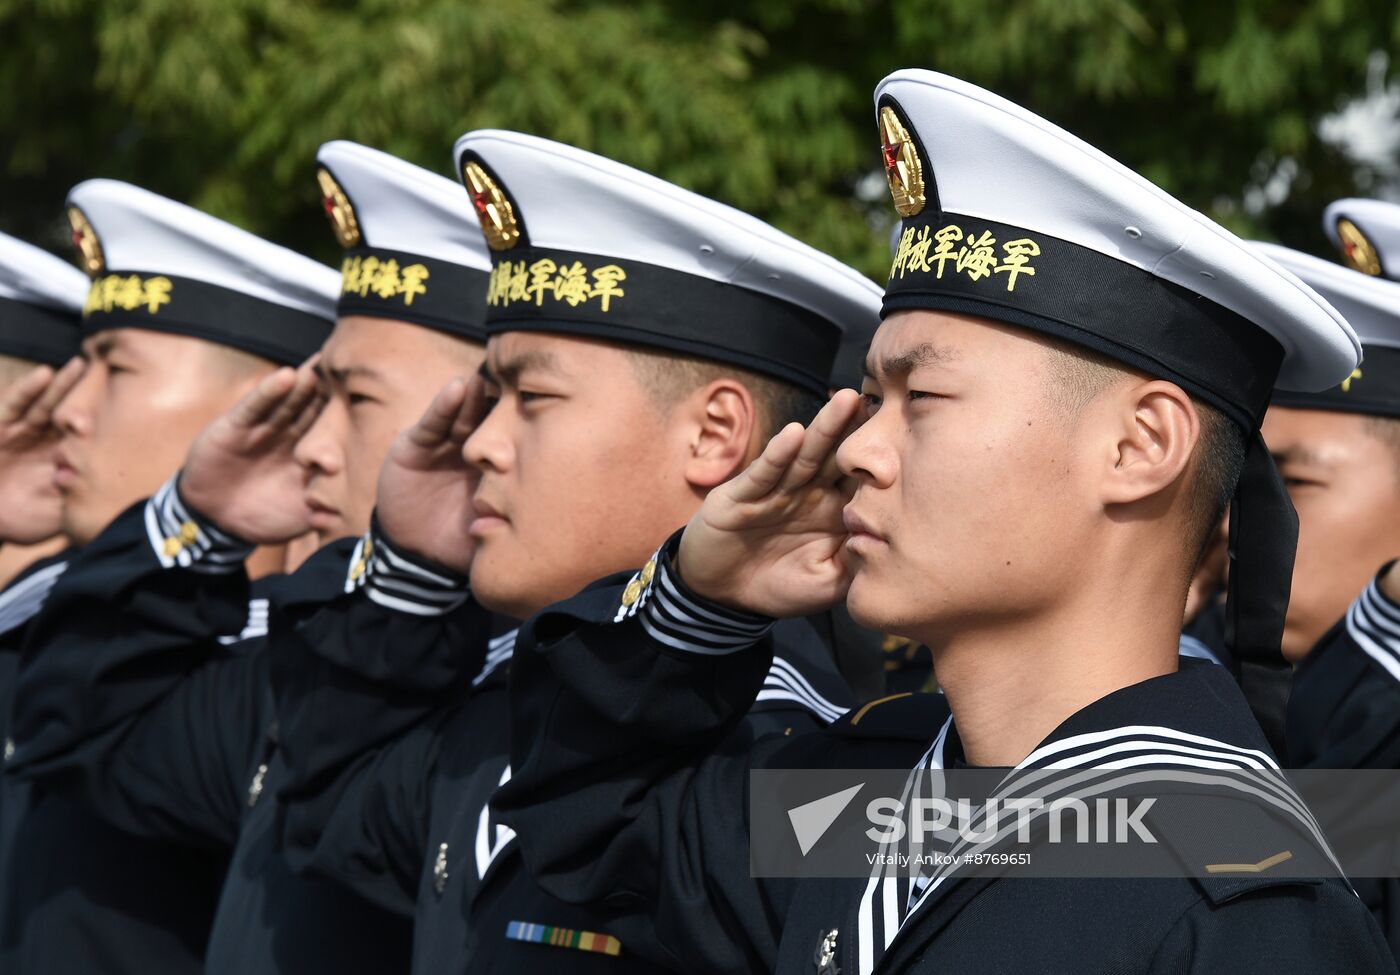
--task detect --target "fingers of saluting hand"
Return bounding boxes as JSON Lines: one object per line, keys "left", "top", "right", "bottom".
{"left": 407, "top": 378, "right": 469, "bottom": 449}
{"left": 778, "top": 389, "right": 862, "bottom": 493}
{"left": 0, "top": 364, "right": 55, "bottom": 427}
{"left": 449, "top": 373, "right": 487, "bottom": 443}
{"left": 725, "top": 422, "right": 806, "bottom": 504}
{"left": 28, "top": 357, "right": 86, "bottom": 427}
{"left": 231, "top": 367, "right": 299, "bottom": 428}
{"left": 266, "top": 356, "right": 324, "bottom": 432}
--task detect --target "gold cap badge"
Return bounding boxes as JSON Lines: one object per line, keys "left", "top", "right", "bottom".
{"left": 317, "top": 168, "right": 362, "bottom": 248}
{"left": 879, "top": 105, "right": 925, "bottom": 219}
{"left": 1336, "top": 217, "right": 1381, "bottom": 276}
{"left": 463, "top": 160, "right": 521, "bottom": 252}
{"left": 67, "top": 207, "right": 105, "bottom": 277}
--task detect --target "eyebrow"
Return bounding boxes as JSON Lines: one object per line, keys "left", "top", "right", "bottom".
{"left": 1271, "top": 444, "right": 1329, "bottom": 468}
{"left": 86, "top": 334, "right": 120, "bottom": 360}
{"left": 480, "top": 349, "right": 560, "bottom": 386}
{"left": 864, "top": 342, "right": 958, "bottom": 381}
{"left": 314, "top": 361, "right": 386, "bottom": 385}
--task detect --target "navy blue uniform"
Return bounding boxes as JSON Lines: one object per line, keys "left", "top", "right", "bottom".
{"left": 7, "top": 485, "right": 415, "bottom": 974}
{"left": 271, "top": 524, "right": 855, "bottom": 973}
{"left": 0, "top": 544, "right": 228, "bottom": 973}
{"left": 1288, "top": 569, "right": 1400, "bottom": 959}
{"left": 493, "top": 537, "right": 1396, "bottom": 975}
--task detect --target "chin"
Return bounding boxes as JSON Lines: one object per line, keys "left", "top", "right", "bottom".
{"left": 844, "top": 574, "right": 899, "bottom": 633}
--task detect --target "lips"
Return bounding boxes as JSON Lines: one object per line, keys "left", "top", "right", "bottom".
{"left": 304, "top": 495, "right": 342, "bottom": 531}
{"left": 842, "top": 506, "right": 884, "bottom": 542}
{"left": 52, "top": 447, "right": 79, "bottom": 490}
{"left": 842, "top": 504, "right": 888, "bottom": 557}
{"left": 469, "top": 493, "right": 509, "bottom": 537}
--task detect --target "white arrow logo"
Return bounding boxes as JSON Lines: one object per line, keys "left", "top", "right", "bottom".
{"left": 787, "top": 783, "right": 864, "bottom": 856}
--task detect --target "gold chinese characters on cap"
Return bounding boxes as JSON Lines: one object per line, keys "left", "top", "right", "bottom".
{"left": 317, "top": 168, "right": 362, "bottom": 248}
{"left": 463, "top": 160, "right": 521, "bottom": 252}
{"left": 68, "top": 207, "right": 105, "bottom": 277}
{"left": 1336, "top": 218, "right": 1381, "bottom": 276}
{"left": 879, "top": 105, "right": 925, "bottom": 219}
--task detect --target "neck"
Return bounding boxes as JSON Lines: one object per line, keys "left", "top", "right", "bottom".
{"left": 925, "top": 553, "right": 1185, "bottom": 768}
{"left": 0, "top": 536, "right": 68, "bottom": 588}
{"left": 246, "top": 544, "right": 290, "bottom": 580}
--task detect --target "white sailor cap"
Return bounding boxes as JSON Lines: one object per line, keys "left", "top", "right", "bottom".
{"left": 1322, "top": 198, "right": 1400, "bottom": 279}
{"left": 66, "top": 180, "right": 337, "bottom": 365}
{"left": 0, "top": 231, "right": 85, "bottom": 366}
{"left": 452, "top": 129, "right": 883, "bottom": 396}
{"left": 1251, "top": 241, "right": 1400, "bottom": 418}
{"left": 875, "top": 69, "right": 1359, "bottom": 432}
{"left": 315, "top": 141, "right": 491, "bottom": 341}
{"left": 873, "top": 69, "right": 1357, "bottom": 673}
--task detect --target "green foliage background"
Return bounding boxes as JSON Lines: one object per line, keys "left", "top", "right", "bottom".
{"left": 2, "top": 0, "right": 1398, "bottom": 280}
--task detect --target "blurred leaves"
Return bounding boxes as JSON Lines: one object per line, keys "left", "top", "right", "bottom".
{"left": 1, "top": 0, "right": 1398, "bottom": 278}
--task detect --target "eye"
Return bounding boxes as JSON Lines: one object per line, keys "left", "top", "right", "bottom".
{"left": 348, "top": 392, "right": 376, "bottom": 407}
{"left": 517, "top": 390, "right": 553, "bottom": 405}
{"left": 859, "top": 392, "right": 882, "bottom": 411}
{"left": 907, "top": 390, "right": 941, "bottom": 402}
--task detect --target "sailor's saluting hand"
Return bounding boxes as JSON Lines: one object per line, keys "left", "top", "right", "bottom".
{"left": 373, "top": 375, "right": 486, "bottom": 575}
{"left": 673, "top": 387, "right": 862, "bottom": 619}
{"left": 177, "top": 356, "right": 323, "bottom": 544}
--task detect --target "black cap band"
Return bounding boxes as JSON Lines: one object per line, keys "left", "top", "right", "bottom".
{"left": 82, "top": 270, "right": 331, "bottom": 366}
{"left": 0, "top": 297, "right": 81, "bottom": 366}
{"left": 884, "top": 212, "right": 1284, "bottom": 431}
{"left": 1270, "top": 344, "right": 1400, "bottom": 419}
{"left": 335, "top": 247, "right": 488, "bottom": 342}
{"left": 483, "top": 247, "right": 840, "bottom": 396}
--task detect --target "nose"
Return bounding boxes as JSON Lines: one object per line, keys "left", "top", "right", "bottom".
{"left": 462, "top": 397, "right": 511, "bottom": 474}
{"left": 836, "top": 403, "right": 895, "bottom": 488}
{"left": 52, "top": 363, "right": 97, "bottom": 438}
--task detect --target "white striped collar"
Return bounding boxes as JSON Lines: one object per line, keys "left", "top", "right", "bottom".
{"left": 472, "top": 628, "right": 518, "bottom": 688}
{"left": 1345, "top": 577, "right": 1400, "bottom": 685}
{"left": 0, "top": 560, "right": 68, "bottom": 636}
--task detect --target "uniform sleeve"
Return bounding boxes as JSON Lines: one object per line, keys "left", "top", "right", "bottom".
{"left": 1149, "top": 880, "right": 1398, "bottom": 974}
{"left": 1288, "top": 572, "right": 1400, "bottom": 770}
{"left": 270, "top": 519, "right": 493, "bottom": 915}
{"left": 495, "top": 533, "right": 805, "bottom": 974}
{"left": 6, "top": 477, "right": 265, "bottom": 847}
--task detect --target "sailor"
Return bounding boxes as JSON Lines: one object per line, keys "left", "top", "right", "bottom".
{"left": 5, "top": 144, "right": 505, "bottom": 973}
{"left": 490, "top": 71, "right": 1395, "bottom": 973}
{"left": 0, "top": 178, "right": 338, "bottom": 973}
{"left": 0, "top": 232, "right": 85, "bottom": 587}
{"left": 269, "top": 129, "right": 881, "bottom": 972}
{"left": 1247, "top": 239, "right": 1400, "bottom": 957}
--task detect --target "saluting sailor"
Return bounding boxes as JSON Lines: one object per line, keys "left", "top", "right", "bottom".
{"left": 1241, "top": 225, "right": 1400, "bottom": 959}
{"left": 0, "top": 179, "right": 341, "bottom": 974}
{"left": 3, "top": 144, "right": 509, "bottom": 974}
{"left": 268, "top": 129, "right": 881, "bottom": 973}
{"left": 0, "top": 232, "right": 86, "bottom": 590}
{"left": 489, "top": 70, "right": 1397, "bottom": 974}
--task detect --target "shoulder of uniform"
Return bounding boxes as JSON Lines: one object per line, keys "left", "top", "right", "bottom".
{"left": 1190, "top": 871, "right": 1325, "bottom": 908}
{"left": 829, "top": 690, "right": 950, "bottom": 740}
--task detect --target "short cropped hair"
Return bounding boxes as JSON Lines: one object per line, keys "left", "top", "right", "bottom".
{"left": 626, "top": 347, "right": 825, "bottom": 439}
{"left": 1365, "top": 416, "right": 1400, "bottom": 485}
{"left": 1042, "top": 341, "right": 1247, "bottom": 569}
